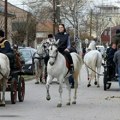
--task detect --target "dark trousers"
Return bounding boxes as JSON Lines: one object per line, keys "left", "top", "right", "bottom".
{"left": 44, "top": 55, "right": 49, "bottom": 66}
{"left": 62, "top": 51, "right": 73, "bottom": 65}
{"left": 6, "top": 52, "right": 15, "bottom": 69}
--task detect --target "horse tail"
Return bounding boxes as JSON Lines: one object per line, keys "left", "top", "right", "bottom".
{"left": 73, "top": 54, "right": 83, "bottom": 84}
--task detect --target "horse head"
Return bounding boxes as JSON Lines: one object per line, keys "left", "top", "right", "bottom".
{"left": 86, "top": 40, "right": 96, "bottom": 52}
{"left": 48, "top": 40, "right": 59, "bottom": 66}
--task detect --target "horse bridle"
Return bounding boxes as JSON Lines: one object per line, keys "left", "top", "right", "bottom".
{"left": 49, "top": 44, "right": 58, "bottom": 65}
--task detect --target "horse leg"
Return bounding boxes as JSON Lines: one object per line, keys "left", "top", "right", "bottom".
{"left": 57, "top": 79, "right": 63, "bottom": 107}
{"left": 34, "top": 60, "right": 40, "bottom": 84}
{"left": 87, "top": 68, "right": 91, "bottom": 87}
{"left": 72, "top": 72, "right": 79, "bottom": 104}
{"left": 96, "top": 67, "right": 101, "bottom": 87}
{"left": 0, "top": 79, "right": 6, "bottom": 106}
{"left": 64, "top": 78, "right": 71, "bottom": 106}
{"left": 41, "top": 64, "right": 46, "bottom": 83}
{"left": 46, "top": 75, "right": 52, "bottom": 101}
{"left": 94, "top": 73, "right": 97, "bottom": 85}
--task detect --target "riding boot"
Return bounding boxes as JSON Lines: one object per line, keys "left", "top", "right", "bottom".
{"left": 70, "top": 64, "right": 74, "bottom": 74}
{"left": 63, "top": 51, "right": 74, "bottom": 74}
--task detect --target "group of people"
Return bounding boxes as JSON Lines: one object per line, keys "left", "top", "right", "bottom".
{"left": 0, "top": 24, "right": 77, "bottom": 87}
{"left": 39, "top": 24, "right": 77, "bottom": 87}
{"left": 43, "top": 24, "right": 77, "bottom": 74}
{"left": 106, "top": 29, "right": 120, "bottom": 88}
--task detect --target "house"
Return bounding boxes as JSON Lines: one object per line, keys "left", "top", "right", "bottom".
{"left": 101, "top": 25, "right": 120, "bottom": 44}
{"left": 36, "top": 20, "right": 56, "bottom": 44}
{"left": 0, "top": 5, "right": 15, "bottom": 43}
{"left": 0, "top": 1, "right": 35, "bottom": 47}
{"left": 95, "top": 2, "right": 120, "bottom": 43}
{"left": 0, "top": 1, "right": 55, "bottom": 47}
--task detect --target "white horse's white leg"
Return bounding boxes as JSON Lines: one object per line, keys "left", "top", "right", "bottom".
{"left": 57, "top": 78, "right": 63, "bottom": 107}
{"left": 0, "top": 79, "right": 6, "bottom": 106}
{"left": 96, "top": 67, "right": 101, "bottom": 87}
{"left": 85, "top": 66, "right": 91, "bottom": 87}
{"left": 1, "top": 79, "right": 6, "bottom": 106}
{"left": 64, "top": 78, "right": 71, "bottom": 105}
{"left": 41, "top": 63, "right": 46, "bottom": 83}
{"left": 72, "top": 72, "right": 79, "bottom": 104}
{"left": 34, "top": 59, "right": 40, "bottom": 83}
{"left": 46, "top": 75, "right": 52, "bottom": 101}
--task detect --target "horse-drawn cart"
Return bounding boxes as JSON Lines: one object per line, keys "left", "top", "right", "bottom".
{"left": 103, "top": 61, "right": 118, "bottom": 91}
{"left": 6, "top": 70, "right": 25, "bottom": 104}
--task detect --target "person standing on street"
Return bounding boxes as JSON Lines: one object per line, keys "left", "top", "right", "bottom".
{"left": 113, "top": 43, "right": 120, "bottom": 88}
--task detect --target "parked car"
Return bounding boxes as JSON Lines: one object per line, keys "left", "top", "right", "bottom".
{"left": 19, "top": 47, "right": 37, "bottom": 75}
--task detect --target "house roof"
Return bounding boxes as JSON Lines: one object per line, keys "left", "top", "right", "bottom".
{"left": 0, "top": 6, "right": 15, "bottom": 17}
{"left": 36, "top": 20, "right": 54, "bottom": 32}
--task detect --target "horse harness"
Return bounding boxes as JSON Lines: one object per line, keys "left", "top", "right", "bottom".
{"left": 49, "top": 43, "right": 71, "bottom": 77}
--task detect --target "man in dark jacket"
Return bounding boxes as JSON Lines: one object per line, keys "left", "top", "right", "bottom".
{"left": 0, "top": 30, "right": 14, "bottom": 69}
{"left": 113, "top": 43, "right": 120, "bottom": 88}
{"left": 106, "top": 42, "right": 117, "bottom": 77}
{"left": 69, "top": 41, "right": 77, "bottom": 53}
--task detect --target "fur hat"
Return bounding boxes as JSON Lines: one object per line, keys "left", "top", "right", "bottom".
{"left": 0, "top": 30, "right": 4, "bottom": 37}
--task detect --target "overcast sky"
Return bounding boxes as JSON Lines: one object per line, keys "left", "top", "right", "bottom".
{"left": 7, "top": 0, "right": 120, "bottom": 7}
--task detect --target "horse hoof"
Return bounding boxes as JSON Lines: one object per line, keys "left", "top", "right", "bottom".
{"left": 94, "top": 81, "right": 97, "bottom": 85}
{"left": 72, "top": 101, "right": 76, "bottom": 104}
{"left": 87, "top": 84, "right": 91, "bottom": 87}
{"left": 66, "top": 102, "right": 70, "bottom": 106}
{"left": 97, "top": 85, "right": 100, "bottom": 88}
{"left": 46, "top": 96, "right": 51, "bottom": 101}
{"left": 0, "top": 104, "right": 5, "bottom": 107}
{"left": 57, "top": 103, "right": 62, "bottom": 107}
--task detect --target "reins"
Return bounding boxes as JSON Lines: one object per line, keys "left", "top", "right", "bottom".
{"left": 83, "top": 61, "right": 104, "bottom": 76}
{"left": 0, "top": 71, "right": 8, "bottom": 79}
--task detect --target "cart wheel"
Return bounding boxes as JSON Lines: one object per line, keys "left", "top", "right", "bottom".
{"left": 106, "top": 83, "right": 111, "bottom": 89}
{"left": 103, "top": 71, "right": 108, "bottom": 91}
{"left": 18, "top": 76, "right": 25, "bottom": 102}
{"left": 103, "top": 70, "right": 112, "bottom": 90}
{"left": 11, "top": 78, "right": 17, "bottom": 104}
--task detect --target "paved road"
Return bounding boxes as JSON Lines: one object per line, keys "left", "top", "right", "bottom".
{"left": 0, "top": 65, "right": 120, "bottom": 120}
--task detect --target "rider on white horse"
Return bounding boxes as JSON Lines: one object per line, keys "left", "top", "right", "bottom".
{"left": 55, "top": 24, "right": 74, "bottom": 73}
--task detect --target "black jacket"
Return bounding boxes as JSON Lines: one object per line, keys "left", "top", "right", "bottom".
{"left": 0, "top": 39, "right": 12, "bottom": 54}
{"left": 69, "top": 47, "right": 77, "bottom": 53}
{"left": 55, "top": 32, "right": 70, "bottom": 53}
{"left": 106, "top": 47, "right": 117, "bottom": 64}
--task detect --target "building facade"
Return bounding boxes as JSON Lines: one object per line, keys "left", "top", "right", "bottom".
{"left": 95, "top": 2, "right": 120, "bottom": 44}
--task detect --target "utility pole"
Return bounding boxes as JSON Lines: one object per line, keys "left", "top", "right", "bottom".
{"left": 53, "top": 0, "right": 56, "bottom": 36}
{"left": 74, "top": 0, "right": 77, "bottom": 41}
{"left": 5, "top": 0, "right": 8, "bottom": 39}
{"left": 90, "top": 9, "right": 93, "bottom": 37}
{"left": 56, "top": 0, "right": 61, "bottom": 24}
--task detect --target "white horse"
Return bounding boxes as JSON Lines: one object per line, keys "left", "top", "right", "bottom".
{"left": 34, "top": 38, "right": 55, "bottom": 84}
{"left": 32, "top": 52, "right": 45, "bottom": 84}
{"left": 86, "top": 40, "right": 96, "bottom": 51}
{"left": 0, "top": 53, "right": 10, "bottom": 106}
{"left": 46, "top": 40, "right": 82, "bottom": 107}
{"left": 84, "top": 40, "right": 102, "bottom": 87}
